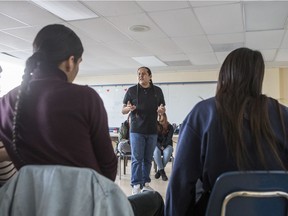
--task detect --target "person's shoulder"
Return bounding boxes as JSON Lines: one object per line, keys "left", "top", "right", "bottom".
{"left": 153, "top": 85, "right": 162, "bottom": 91}
{"left": 185, "top": 97, "right": 216, "bottom": 122}
{"left": 126, "top": 85, "right": 137, "bottom": 92}
{"left": 194, "top": 97, "right": 216, "bottom": 111}
{"left": 267, "top": 97, "right": 288, "bottom": 115}
{"left": 70, "top": 84, "right": 103, "bottom": 102}
{"left": 71, "top": 84, "right": 97, "bottom": 94}
{"left": 1, "top": 86, "right": 20, "bottom": 99}
{"left": 129, "top": 85, "right": 137, "bottom": 89}
{"left": 168, "top": 123, "right": 174, "bottom": 130}
{"left": 123, "top": 120, "right": 129, "bottom": 126}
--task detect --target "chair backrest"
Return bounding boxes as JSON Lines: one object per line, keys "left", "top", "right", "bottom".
{"left": 0, "top": 165, "right": 134, "bottom": 216}
{"left": 206, "top": 171, "right": 288, "bottom": 216}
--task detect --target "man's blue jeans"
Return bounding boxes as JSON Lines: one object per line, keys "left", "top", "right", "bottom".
{"left": 130, "top": 133, "right": 157, "bottom": 186}
{"left": 153, "top": 145, "right": 173, "bottom": 170}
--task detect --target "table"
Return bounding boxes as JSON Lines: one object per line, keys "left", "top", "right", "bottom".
{"left": 110, "top": 132, "right": 119, "bottom": 149}
{"left": 110, "top": 133, "right": 179, "bottom": 149}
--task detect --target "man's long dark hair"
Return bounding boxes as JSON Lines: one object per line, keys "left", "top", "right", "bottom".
{"left": 215, "top": 47, "right": 286, "bottom": 170}
{"left": 12, "top": 24, "right": 84, "bottom": 165}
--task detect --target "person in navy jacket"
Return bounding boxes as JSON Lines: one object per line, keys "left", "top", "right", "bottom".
{"left": 165, "top": 47, "right": 288, "bottom": 216}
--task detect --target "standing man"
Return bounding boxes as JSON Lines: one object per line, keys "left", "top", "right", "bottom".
{"left": 122, "top": 66, "right": 166, "bottom": 195}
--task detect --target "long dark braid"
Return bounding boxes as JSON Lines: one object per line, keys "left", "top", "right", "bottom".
{"left": 11, "top": 24, "right": 83, "bottom": 165}
{"left": 12, "top": 54, "right": 37, "bottom": 165}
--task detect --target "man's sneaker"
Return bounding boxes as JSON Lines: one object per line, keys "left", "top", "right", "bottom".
{"left": 141, "top": 183, "right": 154, "bottom": 192}
{"left": 132, "top": 184, "right": 141, "bottom": 195}
{"left": 155, "top": 170, "right": 161, "bottom": 179}
{"left": 160, "top": 169, "right": 168, "bottom": 181}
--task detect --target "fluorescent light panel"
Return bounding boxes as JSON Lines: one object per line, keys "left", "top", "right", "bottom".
{"left": 31, "top": 1, "right": 98, "bottom": 21}
{"left": 211, "top": 42, "right": 244, "bottom": 52}
{"left": 132, "top": 56, "right": 167, "bottom": 67}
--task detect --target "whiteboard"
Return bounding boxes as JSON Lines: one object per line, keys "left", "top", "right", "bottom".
{"left": 91, "top": 82, "right": 217, "bottom": 128}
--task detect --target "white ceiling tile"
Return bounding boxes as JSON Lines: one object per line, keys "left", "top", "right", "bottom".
{"left": 70, "top": 18, "right": 131, "bottom": 43}
{"left": 105, "top": 41, "right": 152, "bottom": 56}
{"left": 107, "top": 13, "right": 167, "bottom": 40}
{"left": 207, "top": 33, "right": 244, "bottom": 44}
{"left": 0, "top": 43, "right": 15, "bottom": 52}
{"left": 187, "top": 52, "right": 218, "bottom": 65}
{"left": 149, "top": 8, "right": 204, "bottom": 37}
{"left": 0, "top": 1, "right": 63, "bottom": 26}
{"left": 275, "top": 49, "right": 288, "bottom": 62}
{"left": 215, "top": 51, "right": 230, "bottom": 64}
{"left": 211, "top": 42, "right": 244, "bottom": 52}
{"left": 106, "top": 56, "right": 141, "bottom": 69}
{"left": 280, "top": 30, "right": 288, "bottom": 49}
{"left": 164, "top": 60, "right": 192, "bottom": 67}
{"left": 5, "top": 50, "right": 32, "bottom": 61}
{"left": 194, "top": 3, "right": 243, "bottom": 34}
{"left": 259, "top": 49, "right": 277, "bottom": 62}
{"left": 132, "top": 56, "right": 167, "bottom": 67}
{"left": 140, "top": 38, "right": 182, "bottom": 55}
{"left": 0, "top": 0, "right": 287, "bottom": 77}
{"left": 172, "top": 35, "right": 213, "bottom": 53}
{"left": 0, "top": 31, "right": 31, "bottom": 51}
{"left": 82, "top": 44, "right": 120, "bottom": 60}
{"left": 0, "top": 13, "right": 28, "bottom": 30}
{"left": 82, "top": 1, "right": 143, "bottom": 17}
{"left": 137, "top": 1, "right": 190, "bottom": 12}
{"left": 2, "top": 26, "right": 42, "bottom": 43}
{"left": 246, "top": 30, "right": 284, "bottom": 49}
{"left": 157, "top": 53, "right": 189, "bottom": 62}
{"left": 0, "top": 52, "right": 25, "bottom": 67}
{"left": 189, "top": 1, "right": 238, "bottom": 7}
{"left": 31, "top": 1, "right": 99, "bottom": 21}
{"left": 244, "top": 2, "right": 288, "bottom": 31}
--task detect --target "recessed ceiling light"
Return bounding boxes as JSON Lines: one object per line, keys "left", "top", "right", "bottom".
{"left": 31, "top": 1, "right": 98, "bottom": 21}
{"left": 129, "top": 25, "right": 150, "bottom": 32}
{"left": 132, "top": 56, "right": 167, "bottom": 67}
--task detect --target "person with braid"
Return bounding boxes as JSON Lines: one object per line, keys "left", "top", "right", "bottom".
{"left": 165, "top": 47, "right": 288, "bottom": 216}
{"left": 122, "top": 66, "right": 166, "bottom": 195}
{"left": 0, "top": 24, "right": 165, "bottom": 216}
{"left": 0, "top": 24, "right": 117, "bottom": 180}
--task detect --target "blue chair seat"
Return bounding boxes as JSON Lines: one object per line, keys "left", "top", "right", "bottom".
{"left": 206, "top": 171, "right": 288, "bottom": 216}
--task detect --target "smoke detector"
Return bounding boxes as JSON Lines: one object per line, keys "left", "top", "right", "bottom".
{"left": 129, "top": 25, "right": 150, "bottom": 32}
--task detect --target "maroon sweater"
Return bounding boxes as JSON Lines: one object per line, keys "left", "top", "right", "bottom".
{"left": 0, "top": 69, "right": 117, "bottom": 181}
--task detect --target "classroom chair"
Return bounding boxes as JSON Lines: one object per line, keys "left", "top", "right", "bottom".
{"left": 153, "top": 154, "right": 174, "bottom": 173}
{"left": 118, "top": 150, "right": 131, "bottom": 180}
{"left": 0, "top": 165, "right": 134, "bottom": 216}
{"left": 205, "top": 171, "right": 288, "bottom": 216}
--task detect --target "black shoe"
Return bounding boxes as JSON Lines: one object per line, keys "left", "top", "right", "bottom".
{"left": 155, "top": 170, "right": 161, "bottom": 179}
{"left": 160, "top": 169, "right": 168, "bottom": 181}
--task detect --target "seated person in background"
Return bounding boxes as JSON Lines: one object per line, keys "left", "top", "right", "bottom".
{"left": 165, "top": 47, "right": 288, "bottom": 216}
{"left": 117, "top": 114, "right": 131, "bottom": 154}
{"left": 0, "top": 141, "right": 17, "bottom": 187}
{"left": 153, "top": 113, "right": 174, "bottom": 181}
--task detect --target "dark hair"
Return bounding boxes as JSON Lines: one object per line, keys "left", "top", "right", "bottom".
{"left": 138, "top": 66, "right": 151, "bottom": 75}
{"left": 215, "top": 47, "right": 286, "bottom": 170}
{"left": 12, "top": 24, "right": 84, "bottom": 165}
{"left": 137, "top": 66, "right": 152, "bottom": 83}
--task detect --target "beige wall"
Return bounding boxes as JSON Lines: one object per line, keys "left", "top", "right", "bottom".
{"left": 74, "top": 70, "right": 219, "bottom": 85}
{"left": 75, "top": 67, "right": 288, "bottom": 106}
{"left": 279, "top": 68, "right": 288, "bottom": 106}
{"left": 262, "top": 68, "right": 280, "bottom": 99}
